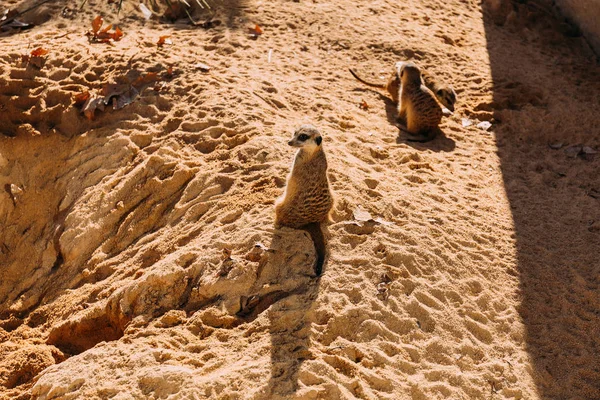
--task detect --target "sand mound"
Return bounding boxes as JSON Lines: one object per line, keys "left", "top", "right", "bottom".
{"left": 0, "top": 0, "right": 599, "bottom": 399}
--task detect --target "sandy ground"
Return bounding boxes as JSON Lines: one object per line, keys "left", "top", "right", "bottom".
{"left": 0, "top": 0, "right": 599, "bottom": 399}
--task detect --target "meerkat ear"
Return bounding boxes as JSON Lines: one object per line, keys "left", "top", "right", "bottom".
{"left": 316, "top": 136, "right": 322, "bottom": 146}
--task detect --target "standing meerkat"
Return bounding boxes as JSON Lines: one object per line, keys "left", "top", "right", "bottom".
{"left": 397, "top": 61, "right": 443, "bottom": 142}
{"left": 275, "top": 124, "right": 333, "bottom": 275}
{"left": 349, "top": 64, "right": 457, "bottom": 112}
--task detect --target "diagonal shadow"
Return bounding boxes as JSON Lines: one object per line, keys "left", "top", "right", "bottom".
{"left": 239, "top": 227, "right": 325, "bottom": 399}
{"left": 482, "top": 2, "right": 600, "bottom": 398}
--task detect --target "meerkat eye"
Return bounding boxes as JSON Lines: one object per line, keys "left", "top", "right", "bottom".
{"left": 437, "top": 89, "right": 443, "bottom": 96}
{"left": 298, "top": 134, "right": 309, "bottom": 141}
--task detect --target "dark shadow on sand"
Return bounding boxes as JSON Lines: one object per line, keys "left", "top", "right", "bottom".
{"left": 239, "top": 227, "right": 325, "bottom": 398}
{"left": 482, "top": 2, "right": 600, "bottom": 397}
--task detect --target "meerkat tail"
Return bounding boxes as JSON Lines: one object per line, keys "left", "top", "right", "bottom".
{"left": 349, "top": 68, "right": 386, "bottom": 89}
{"left": 301, "top": 222, "right": 326, "bottom": 276}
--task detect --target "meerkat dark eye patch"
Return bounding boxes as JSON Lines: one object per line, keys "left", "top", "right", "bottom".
{"left": 298, "top": 134, "right": 309, "bottom": 141}
{"left": 437, "top": 89, "right": 443, "bottom": 96}
{"left": 316, "top": 136, "right": 322, "bottom": 145}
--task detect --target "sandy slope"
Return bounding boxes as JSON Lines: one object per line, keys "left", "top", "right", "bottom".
{"left": 0, "top": 0, "right": 599, "bottom": 399}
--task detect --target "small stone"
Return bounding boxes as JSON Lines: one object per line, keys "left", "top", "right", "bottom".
{"left": 477, "top": 121, "right": 492, "bottom": 131}
{"left": 564, "top": 145, "right": 582, "bottom": 158}
{"left": 582, "top": 146, "right": 597, "bottom": 155}
{"left": 548, "top": 142, "right": 563, "bottom": 150}
{"left": 194, "top": 63, "right": 211, "bottom": 72}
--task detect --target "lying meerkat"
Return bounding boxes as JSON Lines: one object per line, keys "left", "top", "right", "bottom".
{"left": 349, "top": 64, "right": 457, "bottom": 113}
{"left": 275, "top": 124, "right": 333, "bottom": 276}
{"left": 396, "top": 61, "right": 443, "bottom": 142}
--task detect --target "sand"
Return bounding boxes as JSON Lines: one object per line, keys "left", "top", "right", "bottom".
{"left": 0, "top": 0, "right": 599, "bottom": 399}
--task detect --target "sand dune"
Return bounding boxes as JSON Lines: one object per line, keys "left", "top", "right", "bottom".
{"left": 0, "top": 0, "right": 599, "bottom": 399}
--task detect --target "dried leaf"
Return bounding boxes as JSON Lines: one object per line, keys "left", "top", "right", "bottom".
{"left": 157, "top": 35, "right": 172, "bottom": 46}
{"left": 101, "top": 83, "right": 129, "bottom": 105}
{"left": 3, "top": 9, "right": 19, "bottom": 20}
{"left": 113, "top": 86, "right": 140, "bottom": 110}
{"left": 81, "top": 93, "right": 105, "bottom": 120}
{"left": 73, "top": 91, "right": 91, "bottom": 107}
{"left": 112, "top": 26, "right": 123, "bottom": 41}
{"left": 133, "top": 72, "right": 159, "bottom": 88}
{"left": 582, "top": 146, "right": 597, "bottom": 155}
{"left": 373, "top": 217, "right": 393, "bottom": 226}
{"left": 353, "top": 207, "right": 373, "bottom": 222}
{"left": 477, "top": 121, "right": 492, "bottom": 131}
{"left": 100, "top": 23, "right": 113, "bottom": 34}
{"left": 91, "top": 15, "right": 103, "bottom": 34}
{"left": 359, "top": 99, "right": 369, "bottom": 110}
{"left": 1, "top": 19, "right": 32, "bottom": 31}
{"left": 564, "top": 145, "right": 582, "bottom": 158}
{"left": 30, "top": 47, "right": 48, "bottom": 57}
{"left": 139, "top": 3, "right": 152, "bottom": 20}
{"left": 248, "top": 24, "right": 263, "bottom": 36}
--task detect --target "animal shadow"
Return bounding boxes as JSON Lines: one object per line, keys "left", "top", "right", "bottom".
{"left": 237, "top": 226, "right": 327, "bottom": 398}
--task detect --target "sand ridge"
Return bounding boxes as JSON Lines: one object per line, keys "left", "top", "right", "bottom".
{"left": 0, "top": 0, "right": 599, "bottom": 399}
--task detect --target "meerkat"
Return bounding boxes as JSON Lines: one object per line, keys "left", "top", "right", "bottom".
{"left": 349, "top": 64, "right": 457, "bottom": 113}
{"left": 396, "top": 61, "right": 443, "bottom": 142}
{"left": 275, "top": 124, "right": 333, "bottom": 276}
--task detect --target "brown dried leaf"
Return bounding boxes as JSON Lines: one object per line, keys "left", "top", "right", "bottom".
{"left": 133, "top": 72, "right": 160, "bottom": 88}
{"left": 113, "top": 86, "right": 140, "bottom": 110}
{"left": 30, "top": 47, "right": 48, "bottom": 57}
{"left": 73, "top": 91, "right": 91, "bottom": 107}
{"left": 359, "top": 99, "right": 369, "bottom": 110}
{"left": 157, "top": 35, "right": 172, "bottom": 47}
{"left": 100, "top": 23, "right": 113, "bottom": 34}
{"left": 81, "top": 93, "right": 105, "bottom": 120}
{"left": 248, "top": 24, "right": 263, "bottom": 36}
{"left": 112, "top": 26, "right": 123, "bottom": 41}
{"left": 91, "top": 15, "right": 103, "bottom": 34}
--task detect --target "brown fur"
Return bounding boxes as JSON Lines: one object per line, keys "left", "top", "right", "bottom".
{"left": 275, "top": 125, "right": 333, "bottom": 275}
{"left": 349, "top": 65, "right": 457, "bottom": 112}
{"left": 397, "top": 62, "right": 443, "bottom": 142}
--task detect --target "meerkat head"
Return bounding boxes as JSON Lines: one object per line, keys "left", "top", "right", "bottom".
{"left": 398, "top": 62, "right": 422, "bottom": 85}
{"left": 288, "top": 124, "right": 323, "bottom": 152}
{"left": 436, "top": 85, "right": 457, "bottom": 112}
